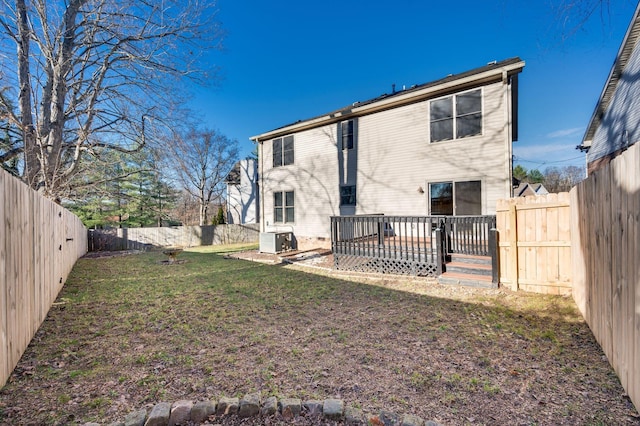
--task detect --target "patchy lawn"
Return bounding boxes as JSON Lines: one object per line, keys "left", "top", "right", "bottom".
{"left": 0, "top": 244, "right": 638, "bottom": 425}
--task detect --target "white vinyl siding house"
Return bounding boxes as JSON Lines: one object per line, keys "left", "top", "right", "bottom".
{"left": 253, "top": 58, "right": 524, "bottom": 250}
{"left": 580, "top": 5, "right": 640, "bottom": 174}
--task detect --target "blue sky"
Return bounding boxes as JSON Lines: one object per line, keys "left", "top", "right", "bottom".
{"left": 191, "top": 0, "right": 638, "bottom": 171}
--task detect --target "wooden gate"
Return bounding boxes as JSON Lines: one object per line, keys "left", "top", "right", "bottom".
{"left": 495, "top": 193, "right": 571, "bottom": 294}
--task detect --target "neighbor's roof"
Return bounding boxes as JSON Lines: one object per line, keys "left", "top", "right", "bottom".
{"left": 581, "top": 4, "right": 640, "bottom": 150}
{"left": 251, "top": 57, "right": 525, "bottom": 142}
{"left": 515, "top": 182, "right": 549, "bottom": 197}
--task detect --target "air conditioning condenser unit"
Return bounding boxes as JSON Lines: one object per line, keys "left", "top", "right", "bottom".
{"left": 259, "top": 232, "right": 293, "bottom": 254}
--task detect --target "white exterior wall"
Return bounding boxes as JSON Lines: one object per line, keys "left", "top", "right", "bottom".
{"left": 260, "top": 126, "right": 340, "bottom": 245}
{"left": 227, "top": 159, "right": 258, "bottom": 224}
{"left": 357, "top": 81, "right": 511, "bottom": 216}
{"left": 259, "top": 79, "right": 513, "bottom": 247}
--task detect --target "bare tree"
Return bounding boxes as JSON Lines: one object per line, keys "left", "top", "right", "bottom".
{"left": 543, "top": 165, "right": 586, "bottom": 192}
{"left": 169, "top": 128, "right": 238, "bottom": 226}
{"left": 0, "top": 0, "right": 223, "bottom": 199}
{"left": 553, "top": 0, "right": 612, "bottom": 40}
{"left": 172, "top": 189, "right": 201, "bottom": 226}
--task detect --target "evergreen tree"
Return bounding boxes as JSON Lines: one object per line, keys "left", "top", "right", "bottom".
{"left": 212, "top": 206, "right": 226, "bottom": 225}
{"left": 513, "top": 165, "right": 528, "bottom": 182}
{"left": 66, "top": 149, "right": 178, "bottom": 228}
{"left": 528, "top": 169, "right": 545, "bottom": 184}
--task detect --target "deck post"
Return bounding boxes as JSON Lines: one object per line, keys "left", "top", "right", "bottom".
{"left": 489, "top": 227, "right": 499, "bottom": 284}
{"left": 330, "top": 217, "right": 338, "bottom": 269}
{"left": 435, "top": 226, "right": 444, "bottom": 275}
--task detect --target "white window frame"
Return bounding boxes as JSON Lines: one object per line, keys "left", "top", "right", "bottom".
{"left": 429, "top": 88, "right": 483, "bottom": 143}
{"left": 428, "top": 180, "right": 482, "bottom": 216}
{"left": 272, "top": 135, "right": 294, "bottom": 167}
{"left": 274, "top": 190, "right": 295, "bottom": 224}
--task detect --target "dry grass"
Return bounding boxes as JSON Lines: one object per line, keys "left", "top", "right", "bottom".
{"left": 0, "top": 244, "right": 638, "bottom": 425}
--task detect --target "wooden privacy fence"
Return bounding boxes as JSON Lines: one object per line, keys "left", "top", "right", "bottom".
{"left": 88, "top": 223, "right": 260, "bottom": 251}
{"left": 496, "top": 192, "right": 572, "bottom": 295}
{"left": 495, "top": 145, "right": 639, "bottom": 411}
{"left": 1, "top": 169, "right": 87, "bottom": 387}
{"left": 570, "top": 143, "right": 640, "bottom": 412}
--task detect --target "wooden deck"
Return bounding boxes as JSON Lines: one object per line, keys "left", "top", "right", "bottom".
{"left": 331, "top": 215, "right": 496, "bottom": 278}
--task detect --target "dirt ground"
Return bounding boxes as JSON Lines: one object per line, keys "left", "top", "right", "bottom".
{"left": 0, "top": 249, "right": 638, "bottom": 426}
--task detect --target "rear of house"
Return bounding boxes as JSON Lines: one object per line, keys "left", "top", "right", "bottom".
{"left": 252, "top": 58, "right": 525, "bottom": 250}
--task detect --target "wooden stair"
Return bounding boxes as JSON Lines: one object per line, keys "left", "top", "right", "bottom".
{"left": 438, "top": 254, "right": 497, "bottom": 289}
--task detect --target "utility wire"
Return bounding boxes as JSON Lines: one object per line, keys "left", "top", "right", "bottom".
{"left": 513, "top": 155, "right": 585, "bottom": 166}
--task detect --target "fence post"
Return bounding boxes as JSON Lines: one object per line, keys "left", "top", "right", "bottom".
{"left": 508, "top": 204, "right": 519, "bottom": 291}
{"left": 120, "top": 228, "right": 128, "bottom": 251}
{"left": 489, "top": 227, "right": 499, "bottom": 285}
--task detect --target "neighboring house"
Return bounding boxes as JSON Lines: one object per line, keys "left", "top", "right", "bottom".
{"left": 251, "top": 58, "right": 525, "bottom": 250}
{"left": 579, "top": 4, "right": 640, "bottom": 174}
{"left": 514, "top": 182, "right": 549, "bottom": 197}
{"left": 225, "top": 159, "right": 258, "bottom": 224}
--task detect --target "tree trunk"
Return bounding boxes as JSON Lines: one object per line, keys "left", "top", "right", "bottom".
{"left": 16, "top": 0, "right": 38, "bottom": 188}
{"left": 199, "top": 202, "right": 208, "bottom": 226}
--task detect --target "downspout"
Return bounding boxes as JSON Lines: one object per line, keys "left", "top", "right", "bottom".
{"left": 257, "top": 139, "right": 265, "bottom": 233}
{"left": 226, "top": 182, "right": 230, "bottom": 224}
{"left": 503, "top": 69, "right": 513, "bottom": 200}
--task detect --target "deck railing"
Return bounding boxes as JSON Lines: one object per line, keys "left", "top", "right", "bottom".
{"left": 330, "top": 214, "right": 496, "bottom": 277}
{"left": 331, "top": 215, "right": 446, "bottom": 277}
{"left": 441, "top": 215, "right": 496, "bottom": 256}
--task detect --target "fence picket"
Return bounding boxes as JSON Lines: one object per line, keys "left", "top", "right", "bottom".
{"left": 0, "top": 170, "right": 6, "bottom": 387}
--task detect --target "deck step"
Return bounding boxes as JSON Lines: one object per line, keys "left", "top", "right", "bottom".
{"left": 438, "top": 272, "right": 497, "bottom": 289}
{"left": 448, "top": 254, "right": 491, "bottom": 265}
{"left": 445, "top": 261, "right": 491, "bottom": 276}
{"left": 440, "top": 253, "right": 495, "bottom": 288}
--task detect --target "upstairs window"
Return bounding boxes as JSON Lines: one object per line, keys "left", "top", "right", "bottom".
{"left": 430, "top": 89, "right": 482, "bottom": 142}
{"left": 341, "top": 120, "right": 354, "bottom": 150}
{"left": 274, "top": 191, "right": 295, "bottom": 223}
{"left": 273, "top": 135, "right": 294, "bottom": 167}
{"left": 430, "top": 98, "right": 453, "bottom": 142}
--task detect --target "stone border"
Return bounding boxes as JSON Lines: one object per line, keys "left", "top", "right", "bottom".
{"left": 80, "top": 393, "right": 443, "bottom": 426}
